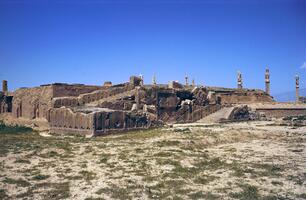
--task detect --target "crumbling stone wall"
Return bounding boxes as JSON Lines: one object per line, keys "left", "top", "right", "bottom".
{"left": 151, "top": 87, "right": 213, "bottom": 123}
{"left": 93, "top": 110, "right": 149, "bottom": 135}
{"left": 228, "top": 105, "right": 251, "bottom": 121}
{"left": 12, "top": 83, "right": 103, "bottom": 120}
{"left": 12, "top": 85, "right": 53, "bottom": 119}
{"left": 51, "top": 83, "right": 101, "bottom": 97}
{"left": 52, "top": 83, "right": 136, "bottom": 108}
{"left": 52, "top": 97, "right": 80, "bottom": 108}
{"left": 79, "top": 84, "right": 133, "bottom": 104}
{"left": 213, "top": 89, "right": 273, "bottom": 105}
{"left": 299, "top": 97, "right": 306, "bottom": 103}
{"left": 48, "top": 107, "right": 150, "bottom": 136}
{"left": 48, "top": 107, "right": 94, "bottom": 135}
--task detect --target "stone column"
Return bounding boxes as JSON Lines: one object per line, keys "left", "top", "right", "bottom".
{"left": 237, "top": 71, "right": 243, "bottom": 89}
{"left": 139, "top": 74, "right": 144, "bottom": 86}
{"left": 296, "top": 75, "right": 299, "bottom": 103}
{"left": 155, "top": 90, "right": 159, "bottom": 120}
{"left": 2, "top": 80, "right": 7, "bottom": 93}
{"left": 265, "top": 68, "right": 270, "bottom": 95}
{"left": 185, "top": 75, "right": 189, "bottom": 86}
{"left": 135, "top": 87, "right": 140, "bottom": 110}
{"left": 192, "top": 79, "right": 195, "bottom": 87}
{"left": 152, "top": 75, "right": 156, "bottom": 85}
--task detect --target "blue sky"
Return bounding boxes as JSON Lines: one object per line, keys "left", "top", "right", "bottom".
{"left": 0, "top": 0, "right": 305, "bottom": 95}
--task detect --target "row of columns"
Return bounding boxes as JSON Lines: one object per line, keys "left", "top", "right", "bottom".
{"left": 140, "top": 74, "right": 196, "bottom": 87}
{"left": 237, "top": 69, "right": 270, "bottom": 93}
{"left": 296, "top": 75, "right": 299, "bottom": 103}
{"left": 238, "top": 69, "right": 272, "bottom": 94}
{"left": 237, "top": 69, "right": 301, "bottom": 103}
{"left": 141, "top": 71, "right": 302, "bottom": 105}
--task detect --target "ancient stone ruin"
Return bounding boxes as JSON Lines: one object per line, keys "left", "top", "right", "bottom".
{"left": 1, "top": 71, "right": 306, "bottom": 136}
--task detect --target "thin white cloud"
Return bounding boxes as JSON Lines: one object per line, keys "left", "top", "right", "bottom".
{"left": 301, "top": 61, "right": 306, "bottom": 69}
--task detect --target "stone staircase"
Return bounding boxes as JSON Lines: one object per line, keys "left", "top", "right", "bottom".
{"left": 197, "top": 106, "right": 235, "bottom": 123}
{"left": 86, "top": 89, "right": 136, "bottom": 107}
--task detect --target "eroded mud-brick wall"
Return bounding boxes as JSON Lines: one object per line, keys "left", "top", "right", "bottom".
{"left": 12, "top": 85, "right": 54, "bottom": 119}
{"left": 78, "top": 83, "right": 133, "bottom": 104}
{"left": 48, "top": 107, "right": 150, "bottom": 135}
{"left": 52, "top": 83, "right": 136, "bottom": 108}
{"left": 12, "top": 83, "right": 103, "bottom": 120}
{"left": 48, "top": 107, "right": 94, "bottom": 131}
{"left": 51, "top": 84, "right": 101, "bottom": 97}
{"left": 153, "top": 87, "right": 213, "bottom": 123}
{"left": 93, "top": 110, "right": 149, "bottom": 134}
{"left": 52, "top": 97, "right": 80, "bottom": 108}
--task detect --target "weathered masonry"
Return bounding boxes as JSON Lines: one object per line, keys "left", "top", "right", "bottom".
{"left": 2, "top": 68, "right": 304, "bottom": 136}
{"left": 12, "top": 83, "right": 101, "bottom": 119}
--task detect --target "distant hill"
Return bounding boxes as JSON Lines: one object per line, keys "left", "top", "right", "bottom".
{"left": 273, "top": 88, "right": 306, "bottom": 102}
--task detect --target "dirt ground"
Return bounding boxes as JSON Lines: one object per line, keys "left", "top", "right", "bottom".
{"left": 0, "top": 121, "right": 305, "bottom": 200}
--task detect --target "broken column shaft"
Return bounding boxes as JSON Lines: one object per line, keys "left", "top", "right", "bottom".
{"left": 185, "top": 75, "right": 189, "bottom": 86}
{"left": 237, "top": 71, "right": 243, "bottom": 89}
{"left": 296, "top": 75, "right": 299, "bottom": 103}
{"left": 265, "top": 68, "right": 270, "bottom": 95}
{"left": 2, "top": 80, "right": 7, "bottom": 93}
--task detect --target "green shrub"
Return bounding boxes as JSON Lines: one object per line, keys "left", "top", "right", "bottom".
{"left": 0, "top": 121, "right": 33, "bottom": 134}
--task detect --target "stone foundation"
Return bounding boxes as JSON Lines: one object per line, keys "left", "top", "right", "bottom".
{"left": 48, "top": 107, "right": 151, "bottom": 136}
{"left": 256, "top": 108, "right": 306, "bottom": 119}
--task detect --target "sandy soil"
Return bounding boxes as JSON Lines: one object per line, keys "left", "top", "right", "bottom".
{"left": 0, "top": 121, "right": 305, "bottom": 200}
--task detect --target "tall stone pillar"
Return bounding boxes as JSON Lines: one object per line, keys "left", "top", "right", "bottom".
{"left": 296, "top": 75, "right": 299, "bottom": 103}
{"left": 135, "top": 87, "right": 140, "bottom": 110}
{"left": 192, "top": 79, "right": 195, "bottom": 87}
{"left": 152, "top": 75, "right": 156, "bottom": 85}
{"left": 265, "top": 68, "right": 270, "bottom": 95}
{"left": 185, "top": 75, "right": 189, "bottom": 86}
{"left": 2, "top": 80, "right": 8, "bottom": 93}
{"left": 237, "top": 71, "right": 243, "bottom": 89}
{"left": 139, "top": 74, "right": 144, "bottom": 86}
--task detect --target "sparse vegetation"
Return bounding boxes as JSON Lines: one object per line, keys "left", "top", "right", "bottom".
{"left": 0, "top": 189, "right": 9, "bottom": 200}
{"left": 3, "top": 177, "right": 31, "bottom": 187}
{"left": 79, "top": 170, "right": 96, "bottom": 182}
{"left": 230, "top": 183, "right": 260, "bottom": 200}
{"left": 1, "top": 121, "right": 305, "bottom": 199}
{"left": 32, "top": 174, "right": 50, "bottom": 181}
{"left": 189, "top": 191, "right": 219, "bottom": 200}
{"left": 0, "top": 121, "right": 33, "bottom": 134}
{"left": 283, "top": 115, "right": 306, "bottom": 121}
{"left": 43, "top": 182, "right": 70, "bottom": 199}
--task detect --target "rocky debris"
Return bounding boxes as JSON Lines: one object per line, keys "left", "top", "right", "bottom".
{"left": 228, "top": 105, "right": 251, "bottom": 121}
{"left": 168, "top": 81, "right": 183, "bottom": 89}
{"left": 278, "top": 115, "right": 306, "bottom": 127}
{"left": 192, "top": 87, "right": 209, "bottom": 106}
{"left": 103, "top": 81, "right": 112, "bottom": 87}
{"left": 129, "top": 76, "right": 142, "bottom": 87}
